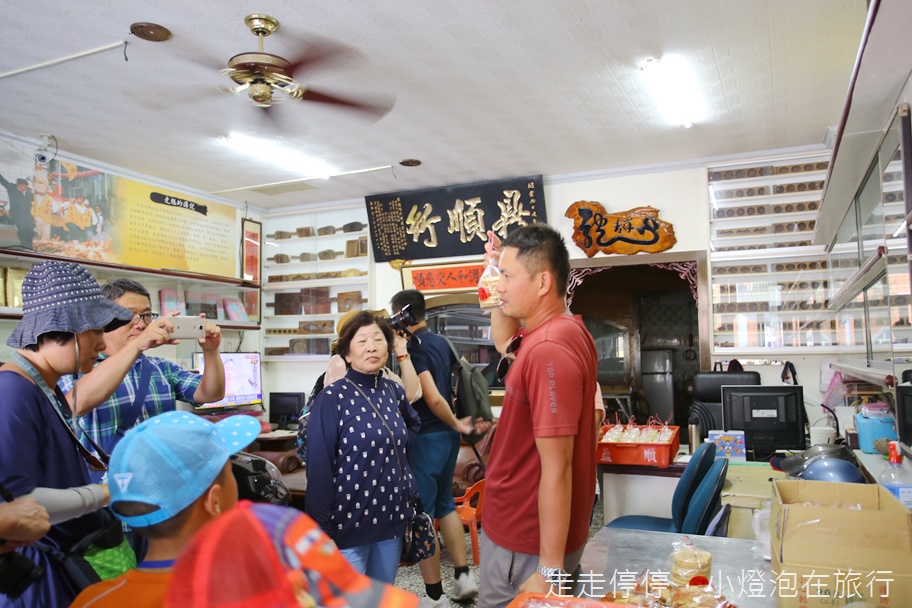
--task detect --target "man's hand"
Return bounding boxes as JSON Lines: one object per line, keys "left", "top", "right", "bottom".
{"left": 455, "top": 416, "right": 475, "bottom": 436}
{"left": 518, "top": 571, "right": 551, "bottom": 596}
{"left": 130, "top": 311, "right": 178, "bottom": 352}
{"left": 484, "top": 230, "right": 503, "bottom": 267}
{"left": 197, "top": 313, "right": 222, "bottom": 352}
{"left": 0, "top": 498, "right": 50, "bottom": 552}
{"left": 392, "top": 331, "right": 409, "bottom": 358}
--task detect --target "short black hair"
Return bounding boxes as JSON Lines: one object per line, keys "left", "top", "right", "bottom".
{"left": 24, "top": 331, "right": 74, "bottom": 352}
{"left": 502, "top": 224, "right": 570, "bottom": 298}
{"left": 390, "top": 289, "right": 426, "bottom": 321}
{"left": 101, "top": 278, "right": 150, "bottom": 302}
{"left": 336, "top": 311, "right": 394, "bottom": 369}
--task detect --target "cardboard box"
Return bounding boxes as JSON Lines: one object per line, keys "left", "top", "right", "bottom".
{"left": 771, "top": 479, "right": 912, "bottom": 607}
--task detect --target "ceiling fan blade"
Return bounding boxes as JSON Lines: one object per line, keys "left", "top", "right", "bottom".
{"left": 300, "top": 87, "right": 394, "bottom": 118}
{"left": 157, "top": 35, "right": 227, "bottom": 72}
{"left": 283, "top": 36, "right": 364, "bottom": 78}
{"left": 259, "top": 104, "right": 283, "bottom": 129}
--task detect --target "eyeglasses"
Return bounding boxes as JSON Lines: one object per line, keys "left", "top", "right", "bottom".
{"left": 132, "top": 312, "right": 160, "bottom": 326}
{"left": 495, "top": 334, "right": 523, "bottom": 382}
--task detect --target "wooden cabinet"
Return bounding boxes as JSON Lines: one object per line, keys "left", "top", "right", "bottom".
{"left": 261, "top": 205, "right": 371, "bottom": 361}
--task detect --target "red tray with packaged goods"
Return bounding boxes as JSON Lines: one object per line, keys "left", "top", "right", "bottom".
{"left": 596, "top": 425, "right": 680, "bottom": 468}
{"left": 506, "top": 593, "right": 626, "bottom": 607}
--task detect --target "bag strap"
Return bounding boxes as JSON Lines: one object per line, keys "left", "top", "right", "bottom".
{"left": 11, "top": 353, "right": 108, "bottom": 471}
{"left": 440, "top": 335, "right": 464, "bottom": 407}
{"left": 440, "top": 335, "right": 462, "bottom": 367}
{"left": 114, "top": 357, "right": 154, "bottom": 439}
{"left": 344, "top": 378, "right": 419, "bottom": 512}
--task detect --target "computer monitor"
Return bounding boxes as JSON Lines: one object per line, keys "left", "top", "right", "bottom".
{"left": 269, "top": 392, "right": 306, "bottom": 430}
{"left": 895, "top": 385, "right": 912, "bottom": 447}
{"left": 721, "top": 385, "right": 806, "bottom": 459}
{"left": 191, "top": 352, "right": 263, "bottom": 410}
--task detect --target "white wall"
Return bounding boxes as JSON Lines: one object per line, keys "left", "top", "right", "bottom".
{"left": 375, "top": 166, "right": 711, "bottom": 307}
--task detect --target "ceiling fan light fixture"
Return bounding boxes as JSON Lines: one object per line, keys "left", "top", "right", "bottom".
{"left": 639, "top": 55, "right": 707, "bottom": 128}
{"left": 399, "top": 159, "right": 421, "bottom": 167}
{"left": 248, "top": 81, "right": 273, "bottom": 104}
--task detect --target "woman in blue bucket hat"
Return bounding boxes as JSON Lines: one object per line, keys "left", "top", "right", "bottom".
{"left": 0, "top": 260, "right": 134, "bottom": 607}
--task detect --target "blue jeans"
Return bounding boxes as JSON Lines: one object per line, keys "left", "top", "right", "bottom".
{"left": 339, "top": 536, "right": 402, "bottom": 584}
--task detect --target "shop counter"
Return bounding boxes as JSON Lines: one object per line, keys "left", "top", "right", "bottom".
{"left": 579, "top": 526, "right": 776, "bottom": 607}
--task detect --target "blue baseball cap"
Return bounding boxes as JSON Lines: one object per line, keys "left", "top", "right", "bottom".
{"left": 108, "top": 411, "right": 261, "bottom": 528}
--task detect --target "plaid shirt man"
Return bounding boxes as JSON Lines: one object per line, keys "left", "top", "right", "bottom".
{"left": 60, "top": 353, "right": 202, "bottom": 482}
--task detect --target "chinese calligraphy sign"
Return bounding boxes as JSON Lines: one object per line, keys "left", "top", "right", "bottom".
{"left": 401, "top": 261, "right": 485, "bottom": 295}
{"left": 365, "top": 175, "right": 546, "bottom": 262}
{"left": 565, "top": 201, "right": 676, "bottom": 256}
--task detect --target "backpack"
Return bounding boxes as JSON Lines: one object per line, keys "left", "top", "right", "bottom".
{"left": 441, "top": 336, "right": 493, "bottom": 444}
{"left": 296, "top": 372, "right": 324, "bottom": 464}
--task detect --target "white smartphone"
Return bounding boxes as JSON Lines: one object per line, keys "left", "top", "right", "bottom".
{"left": 168, "top": 316, "right": 206, "bottom": 340}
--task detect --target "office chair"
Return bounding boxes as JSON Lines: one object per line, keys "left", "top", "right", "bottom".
{"left": 704, "top": 503, "right": 732, "bottom": 537}
{"left": 690, "top": 371, "right": 761, "bottom": 441}
{"left": 680, "top": 458, "right": 729, "bottom": 535}
{"left": 604, "top": 442, "right": 717, "bottom": 533}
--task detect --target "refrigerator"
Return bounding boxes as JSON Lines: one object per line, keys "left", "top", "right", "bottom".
{"left": 641, "top": 349, "right": 675, "bottom": 424}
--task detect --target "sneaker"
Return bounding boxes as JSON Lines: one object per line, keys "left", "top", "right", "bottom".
{"left": 452, "top": 571, "right": 478, "bottom": 602}
{"left": 418, "top": 594, "right": 451, "bottom": 608}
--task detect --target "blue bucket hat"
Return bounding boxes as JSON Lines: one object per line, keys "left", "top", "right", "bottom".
{"left": 108, "top": 411, "right": 261, "bottom": 528}
{"left": 7, "top": 260, "right": 135, "bottom": 349}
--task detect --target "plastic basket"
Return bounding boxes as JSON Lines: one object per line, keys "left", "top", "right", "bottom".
{"left": 506, "top": 593, "right": 626, "bottom": 608}
{"left": 596, "top": 425, "right": 680, "bottom": 468}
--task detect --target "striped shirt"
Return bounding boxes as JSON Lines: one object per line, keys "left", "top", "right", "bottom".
{"left": 59, "top": 353, "right": 201, "bottom": 479}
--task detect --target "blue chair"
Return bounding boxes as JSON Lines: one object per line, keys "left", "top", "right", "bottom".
{"left": 680, "top": 458, "right": 729, "bottom": 535}
{"left": 605, "top": 442, "right": 717, "bottom": 533}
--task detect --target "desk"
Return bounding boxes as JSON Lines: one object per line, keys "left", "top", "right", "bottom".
{"left": 600, "top": 458, "right": 787, "bottom": 540}
{"left": 255, "top": 429, "right": 297, "bottom": 452}
{"left": 580, "top": 527, "right": 776, "bottom": 607}
{"left": 600, "top": 461, "right": 682, "bottom": 524}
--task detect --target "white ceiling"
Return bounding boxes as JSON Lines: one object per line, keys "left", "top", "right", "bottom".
{"left": 0, "top": 0, "right": 868, "bottom": 212}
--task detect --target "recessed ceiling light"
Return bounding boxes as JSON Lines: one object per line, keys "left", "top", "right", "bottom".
{"left": 130, "top": 22, "right": 172, "bottom": 42}
{"left": 399, "top": 159, "right": 421, "bottom": 167}
{"left": 640, "top": 55, "right": 707, "bottom": 128}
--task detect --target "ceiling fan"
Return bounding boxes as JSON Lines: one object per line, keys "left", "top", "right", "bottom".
{"left": 220, "top": 14, "right": 392, "bottom": 117}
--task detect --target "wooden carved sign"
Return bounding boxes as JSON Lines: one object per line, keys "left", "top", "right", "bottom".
{"left": 564, "top": 201, "right": 676, "bottom": 256}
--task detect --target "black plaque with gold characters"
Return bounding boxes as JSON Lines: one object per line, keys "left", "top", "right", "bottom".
{"left": 365, "top": 175, "right": 546, "bottom": 262}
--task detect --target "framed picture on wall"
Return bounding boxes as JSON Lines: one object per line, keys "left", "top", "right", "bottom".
{"left": 400, "top": 260, "right": 485, "bottom": 295}
{"left": 242, "top": 218, "right": 262, "bottom": 283}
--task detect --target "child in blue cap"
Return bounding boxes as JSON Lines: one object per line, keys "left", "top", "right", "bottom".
{"left": 70, "top": 411, "right": 260, "bottom": 608}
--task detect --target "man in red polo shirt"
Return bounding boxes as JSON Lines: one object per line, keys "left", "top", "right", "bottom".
{"left": 480, "top": 224, "right": 598, "bottom": 608}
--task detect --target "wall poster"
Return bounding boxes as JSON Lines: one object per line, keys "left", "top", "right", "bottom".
{"left": 365, "top": 175, "right": 546, "bottom": 263}
{"left": 0, "top": 155, "right": 238, "bottom": 277}
{"left": 241, "top": 218, "right": 262, "bottom": 283}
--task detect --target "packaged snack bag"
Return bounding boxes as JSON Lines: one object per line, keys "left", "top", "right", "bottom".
{"left": 478, "top": 234, "right": 501, "bottom": 309}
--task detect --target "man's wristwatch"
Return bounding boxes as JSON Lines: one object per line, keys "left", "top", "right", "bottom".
{"left": 536, "top": 563, "right": 569, "bottom": 586}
